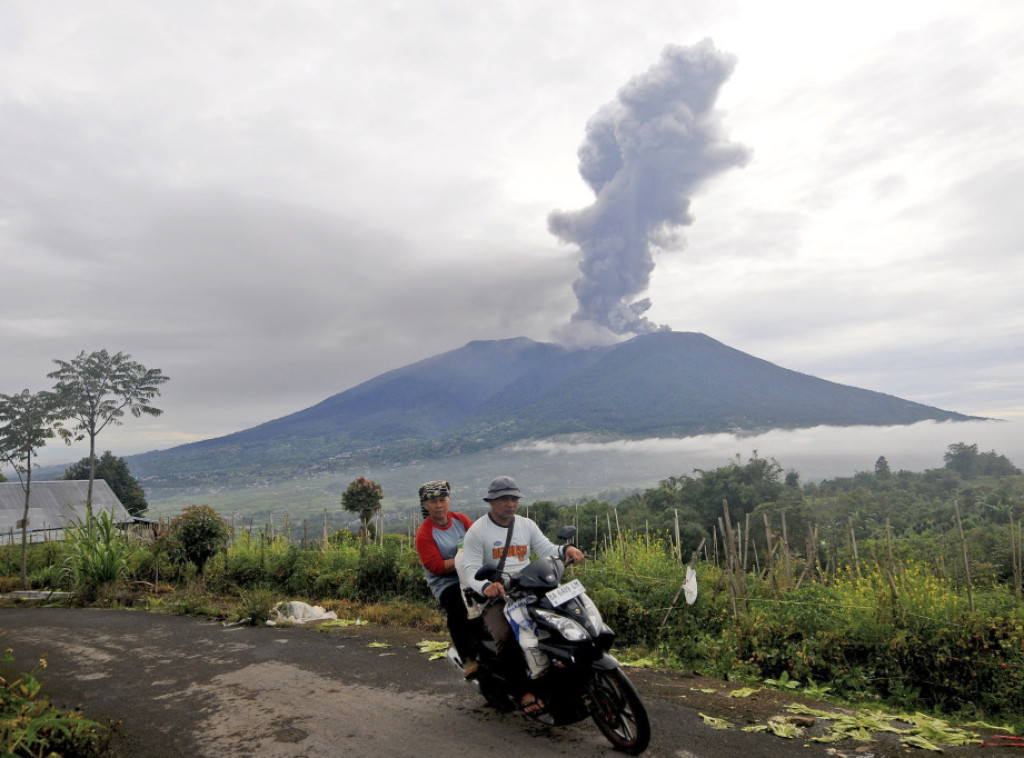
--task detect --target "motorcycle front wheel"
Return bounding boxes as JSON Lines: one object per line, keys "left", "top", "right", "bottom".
{"left": 477, "top": 673, "right": 516, "bottom": 712}
{"left": 586, "top": 667, "right": 651, "bottom": 754}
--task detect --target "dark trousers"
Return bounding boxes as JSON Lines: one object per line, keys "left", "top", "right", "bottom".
{"left": 439, "top": 583, "right": 479, "bottom": 663}
{"left": 482, "top": 600, "right": 530, "bottom": 698}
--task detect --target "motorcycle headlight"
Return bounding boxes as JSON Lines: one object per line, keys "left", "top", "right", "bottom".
{"left": 580, "top": 593, "right": 605, "bottom": 630}
{"left": 535, "top": 609, "right": 590, "bottom": 641}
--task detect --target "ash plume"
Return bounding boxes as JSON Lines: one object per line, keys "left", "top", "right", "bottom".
{"left": 549, "top": 40, "right": 751, "bottom": 344}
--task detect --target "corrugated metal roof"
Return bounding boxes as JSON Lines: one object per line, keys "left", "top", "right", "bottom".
{"left": 0, "top": 480, "right": 132, "bottom": 540}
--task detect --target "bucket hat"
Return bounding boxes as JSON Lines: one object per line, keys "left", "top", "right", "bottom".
{"left": 483, "top": 475, "right": 522, "bottom": 502}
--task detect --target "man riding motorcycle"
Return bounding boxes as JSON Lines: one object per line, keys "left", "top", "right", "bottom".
{"left": 461, "top": 475, "right": 585, "bottom": 715}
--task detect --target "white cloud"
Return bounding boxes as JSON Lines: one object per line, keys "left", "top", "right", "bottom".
{"left": 514, "top": 419, "right": 1024, "bottom": 484}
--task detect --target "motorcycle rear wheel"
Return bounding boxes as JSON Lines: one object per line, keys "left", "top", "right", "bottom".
{"left": 586, "top": 667, "right": 651, "bottom": 754}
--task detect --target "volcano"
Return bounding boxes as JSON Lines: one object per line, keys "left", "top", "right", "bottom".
{"left": 126, "top": 332, "right": 978, "bottom": 486}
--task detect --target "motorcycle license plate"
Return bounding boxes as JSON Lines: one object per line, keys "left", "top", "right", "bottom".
{"left": 546, "top": 579, "right": 585, "bottom": 607}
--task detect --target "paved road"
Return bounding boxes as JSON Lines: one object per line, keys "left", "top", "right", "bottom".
{"left": 1, "top": 608, "right": 1017, "bottom": 758}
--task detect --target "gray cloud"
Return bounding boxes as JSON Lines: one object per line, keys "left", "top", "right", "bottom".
{"left": 1, "top": 2, "right": 1022, "bottom": 470}
{"left": 548, "top": 40, "right": 751, "bottom": 342}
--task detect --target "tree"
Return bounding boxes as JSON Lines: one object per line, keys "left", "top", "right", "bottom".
{"left": 977, "top": 449, "right": 1020, "bottom": 477}
{"left": 168, "top": 505, "right": 230, "bottom": 576}
{"left": 874, "top": 456, "right": 892, "bottom": 479}
{"left": 944, "top": 442, "right": 979, "bottom": 479}
{"left": 341, "top": 476, "right": 384, "bottom": 545}
{"left": 688, "top": 452, "right": 785, "bottom": 529}
{"left": 62, "top": 451, "right": 148, "bottom": 517}
{"left": 0, "top": 389, "right": 60, "bottom": 588}
{"left": 48, "top": 349, "right": 169, "bottom": 513}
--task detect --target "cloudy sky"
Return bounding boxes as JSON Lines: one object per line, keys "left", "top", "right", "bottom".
{"left": 3, "top": 0, "right": 1022, "bottom": 469}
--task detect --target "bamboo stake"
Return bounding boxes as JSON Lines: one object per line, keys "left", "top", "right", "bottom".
{"left": 673, "top": 509, "right": 682, "bottom": 563}
{"left": 718, "top": 516, "right": 740, "bottom": 622}
{"left": 743, "top": 513, "right": 751, "bottom": 573}
{"left": 720, "top": 500, "right": 746, "bottom": 616}
{"left": 885, "top": 518, "right": 894, "bottom": 569}
{"left": 614, "top": 509, "right": 630, "bottom": 572}
{"left": 953, "top": 498, "right": 975, "bottom": 612}
{"left": 795, "top": 531, "right": 812, "bottom": 590}
{"left": 1017, "top": 519, "right": 1023, "bottom": 600}
{"left": 780, "top": 511, "right": 792, "bottom": 590}
{"left": 849, "top": 518, "right": 861, "bottom": 577}
{"left": 762, "top": 513, "right": 777, "bottom": 589}
{"left": 808, "top": 524, "right": 822, "bottom": 584}
{"left": 659, "top": 537, "right": 707, "bottom": 631}
{"left": 1017, "top": 518, "right": 1023, "bottom": 600}
{"left": 1010, "top": 512, "right": 1018, "bottom": 599}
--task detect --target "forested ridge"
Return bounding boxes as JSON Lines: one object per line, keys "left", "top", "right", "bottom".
{"left": 531, "top": 442, "right": 1023, "bottom": 583}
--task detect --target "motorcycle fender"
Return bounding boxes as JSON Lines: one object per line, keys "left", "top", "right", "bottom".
{"left": 591, "top": 652, "right": 620, "bottom": 671}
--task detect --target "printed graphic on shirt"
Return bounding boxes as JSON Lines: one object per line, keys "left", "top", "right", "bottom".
{"left": 492, "top": 544, "right": 529, "bottom": 561}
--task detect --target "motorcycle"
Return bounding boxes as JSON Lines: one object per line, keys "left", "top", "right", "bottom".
{"left": 449, "top": 526, "right": 651, "bottom": 755}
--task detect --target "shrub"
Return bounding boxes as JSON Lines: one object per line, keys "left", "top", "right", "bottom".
{"left": 356, "top": 540, "right": 427, "bottom": 602}
{"left": 233, "top": 586, "right": 278, "bottom": 626}
{"left": 61, "top": 510, "right": 133, "bottom": 603}
{"left": 167, "top": 505, "right": 231, "bottom": 576}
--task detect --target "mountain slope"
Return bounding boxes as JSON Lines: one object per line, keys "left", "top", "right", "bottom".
{"left": 128, "top": 332, "right": 977, "bottom": 484}
{"left": 469, "top": 332, "right": 967, "bottom": 438}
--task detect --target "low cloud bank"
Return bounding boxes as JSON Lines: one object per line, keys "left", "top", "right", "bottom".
{"left": 511, "top": 419, "right": 1022, "bottom": 483}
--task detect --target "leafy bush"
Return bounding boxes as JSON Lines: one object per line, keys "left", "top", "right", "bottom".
{"left": 167, "top": 505, "right": 231, "bottom": 576}
{"left": 356, "top": 539, "right": 428, "bottom": 603}
{"left": 61, "top": 510, "right": 133, "bottom": 602}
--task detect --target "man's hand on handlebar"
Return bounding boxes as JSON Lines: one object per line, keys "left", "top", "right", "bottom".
{"left": 565, "top": 546, "right": 586, "bottom": 566}
{"left": 483, "top": 581, "right": 506, "bottom": 599}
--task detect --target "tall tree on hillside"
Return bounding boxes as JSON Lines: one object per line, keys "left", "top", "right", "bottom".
{"left": 0, "top": 390, "right": 61, "bottom": 588}
{"left": 48, "top": 350, "right": 169, "bottom": 513}
{"left": 342, "top": 476, "right": 384, "bottom": 546}
{"left": 62, "top": 451, "right": 149, "bottom": 517}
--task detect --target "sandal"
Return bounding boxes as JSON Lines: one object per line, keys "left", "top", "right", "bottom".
{"left": 520, "top": 693, "right": 547, "bottom": 715}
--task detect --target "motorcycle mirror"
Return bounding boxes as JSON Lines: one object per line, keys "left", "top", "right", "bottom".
{"left": 474, "top": 567, "right": 499, "bottom": 582}
{"left": 556, "top": 525, "right": 577, "bottom": 542}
